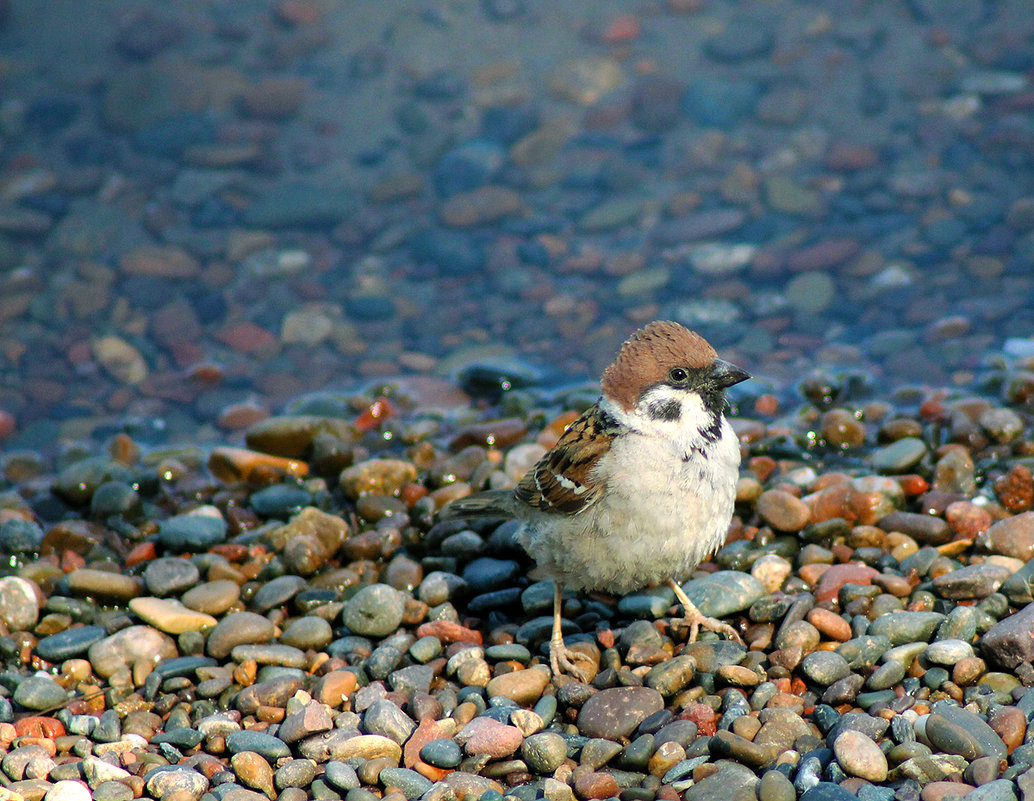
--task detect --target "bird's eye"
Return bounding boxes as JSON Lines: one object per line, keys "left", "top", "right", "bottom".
{"left": 668, "top": 367, "right": 689, "bottom": 384}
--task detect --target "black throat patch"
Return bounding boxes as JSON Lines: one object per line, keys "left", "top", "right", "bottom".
{"left": 646, "top": 398, "right": 682, "bottom": 422}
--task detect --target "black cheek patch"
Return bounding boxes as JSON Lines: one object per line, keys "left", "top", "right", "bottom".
{"left": 646, "top": 398, "right": 682, "bottom": 422}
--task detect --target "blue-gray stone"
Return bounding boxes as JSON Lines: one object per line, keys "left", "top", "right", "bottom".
{"left": 924, "top": 705, "right": 1007, "bottom": 761}
{"left": 144, "top": 557, "right": 202, "bottom": 597}
{"left": 13, "top": 675, "right": 70, "bottom": 710}
{"left": 324, "top": 762, "right": 360, "bottom": 792}
{"left": 250, "top": 484, "right": 311, "bottom": 518}
{"left": 154, "top": 656, "right": 218, "bottom": 678}
{"left": 152, "top": 728, "right": 204, "bottom": 749}
{"left": 378, "top": 768, "right": 433, "bottom": 799}
{"left": 679, "top": 571, "right": 765, "bottom": 617}
{"left": 0, "top": 518, "right": 44, "bottom": 553}
{"left": 251, "top": 575, "right": 307, "bottom": 612}
{"left": 420, "top": 738, "right": 463, "bottom": 769}
{"left": 868, "top": 611, "right": 945, "bottom": 645}
{"left": 36, "top": 624, "right": 106, "bottom": 661}
{"left": 461, "top": 557, "right": 521, "bottom": 593}
{"left": 225, "top": 730, "right": 291, "bottom": 761}
{"left": 158, "top": 515, "right": 227, "bottom": 552}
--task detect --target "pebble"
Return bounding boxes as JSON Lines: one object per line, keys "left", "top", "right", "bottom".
{"left": 128, "top": 596, "right": 218, "bottom": 634}
{"left": 343, "top": 584, "right": 405, "bottom": 637}
{"left": 923, "top": 706, "right": 1007, "bottom": 761}
{"left": 206, "top": 612, "right": 276, "bottom": 659}
{"left": 577, "top": 687, "right": 664, "bottom": 739}
{"left": 834, "top": 729, "right": 888, "bottom": 782}
{"left": 0, "top": 576, "right": 40, "bottom": 631}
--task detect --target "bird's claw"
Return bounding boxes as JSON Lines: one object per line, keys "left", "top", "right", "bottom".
{"left": 671, "top": 612, "right": 742, "bottom": 644}
{"left": 549, "top": 638, "right": 596, "bottom": 682}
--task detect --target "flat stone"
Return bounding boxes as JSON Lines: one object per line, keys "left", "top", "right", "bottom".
{"left": 924, "top": 705, "right": 1007, "bottom": 761}
{"left": 181, "top": 580, "right": 241, "bottom": 615}
{"left": 14, "top": 676, "right": 70, "bottom": 711}
{"left": 679, "top": 571, "right": 765, "bottom": 618}
{"left": 207, "top": 611, "right": 276, "bottom": 659}
{"left": 129, "top": 597, "right": 217, "bottom": 634}
{"left": 66, "top": 569, "right": 141, "bottom": 601}
{"left": 144, "top": 766, "right": 209, "bottom": 801}
{"left": 577, "top": 686, "right": 664, "bottom": 740}
{"left": 143, "top": 557, "right": 201, "bottom": 597}
{"left": 225, "top": 730, "right": 291, "bottom": 761}
{"left": 978, "top": 513, "right": 1034, "bottom": 561}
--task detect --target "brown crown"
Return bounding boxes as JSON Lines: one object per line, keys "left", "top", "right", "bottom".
{"left": 600, "top": 321, "right": 717, "bottom": 411}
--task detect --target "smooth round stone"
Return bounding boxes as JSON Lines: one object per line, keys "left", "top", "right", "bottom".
{"left": 378, "top": 768, "right": 433, "bottom": 800}
{"left": 577, "top": 686, "right": 664, "bottom": 739}
{"left": 801, "top": 651, "right": 851, "bottom": 686}
{"left": 90, "top": 480, "right": 140, "bottom": 517}
{"left": 679, "top": 571, "right": 765, "bottom": 617}
{"left": 43, "top": 780, "right": 92, "bottom": 801}
{"left": 421, "top": 738, "right": 463, "bottom": 769}
{"left": 866, "top": 660, "right": 906, "bottom": 691}
{"left": 14, "top": 675, "right": 70, "bottom": 711}
{"left": 158, "top": 514, "right": 227, "bottom": 552}
{"left": 0, "top": 576, "right": 40, "bottom": 631}
{"left": 129, "top": 597, "right": 217, "bottom": 634}
{"left": 324, "top": 762, "right": 360, "bottom": 792}
{"left": 645, "top": 655, "right": 696, "bottom": 697}
{"left": 759, "top": 769, "right": 796, "bottom": 801}
{"left": 226, "top": 730, "right": 291, "bottom": 761}
{"left": 924, "top": 705, "right": 1007, "bottom": 761}
{"left": 92, "top": 781, "right": 134, "bottom": 801}
{"left": 343, "top": 584, "right": 404, "bottom": 637}
{"left": 485, "top": 644, "right": 532, "bottom": 663}
{"left": 619, "top": 589, "right": 675, "bottom": 619}
{"left": 521, "top": 732, "right": 567, "bottom": 773}
{"left": 485, "top": 665, "right": 550, "bottom": 706}
{"left": 275, "top": 759, "right": 318, "bottom": 791}
{"left": 0, "top": 518, "right": 44, "bottom": 554}
{"left": 152, "top": 728, "right": 204, "bottom": 749}
{"left": 924, "top": 639, "right": 974, "bottom": 665}
{"left": 250, "top": 484, "right": 310, "bottom": 518}
{"left": 182, "top": 580, "right": 241, "bottom": 615}
{"left": 280, "top": 616, "right": 333, "bottom": 650}
{"left": 88, "top": 625, "right": 178, "bottom": 679}
{"left": 144, "top": 766, "right": 209, "bottom": 800}
{"left": 207, "top": 611, "right": 276, "bottom": 659}
{"left": 144, "top": 557, "right": 201, "bottom": 597}
{"left": 871, "top": 438, "right": 928, "bottom": 473}
{"left": 757, "top": 490, "right": 811, "bottom": 532}
{"left": 251, "top": 575, "right": 308, "bottom": 612}
{"left": 833, "top": 729, "right": 888, "bottom": 782}
{"left": 232, "top": 750, "right": 275, "bottom": 796}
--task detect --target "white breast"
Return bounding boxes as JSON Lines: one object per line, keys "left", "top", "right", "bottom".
{"left": 517, "top": 392, "right": 741, "bottom": 594}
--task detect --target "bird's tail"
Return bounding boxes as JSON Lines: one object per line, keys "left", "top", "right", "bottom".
{"left": 439, "top": 489, "right": 514, "bottom": 520}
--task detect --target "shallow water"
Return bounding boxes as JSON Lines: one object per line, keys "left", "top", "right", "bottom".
{"left": 1, "top": 0, "right": 1033, "bottom": 451}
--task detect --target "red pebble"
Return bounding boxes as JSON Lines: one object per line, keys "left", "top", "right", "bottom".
{"left": 899, "top": 474, "right": 930, "bottom": 496}
{"left": 813, "top": 563, "right": 879, "bottom": 604}
{"left": 14, "top": 717, "right": 66, "bottom": 739}
{"left": 415, "top": 620, "right": 483, "bottom": 645}
{"left": 678, "top": 703, "right": 717, "bottom": 736}
{"left": 355, "top": 398, "right": 397, "bottom": 432}
{"left": 125, "top": 541, "right": 157, "bottom": 568}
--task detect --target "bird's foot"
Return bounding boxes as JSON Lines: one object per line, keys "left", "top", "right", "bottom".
{"left": 667, "top": 579, "right": 743, "bottom": 644}
{"left": 549, "top": 636, "right": 596, "bottom": 682}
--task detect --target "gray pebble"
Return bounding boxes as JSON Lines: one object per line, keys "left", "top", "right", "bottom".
{"left": 343, "top": 584, "right": 404, "bottom": 637}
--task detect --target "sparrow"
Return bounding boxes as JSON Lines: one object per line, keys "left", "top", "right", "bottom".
{"left": 442, "top": 321, "right": 750, "bottom": 679}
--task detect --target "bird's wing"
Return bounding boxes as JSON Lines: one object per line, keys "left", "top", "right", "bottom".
{"left": 515, "top": 405, "right": 616, "bottom": 515}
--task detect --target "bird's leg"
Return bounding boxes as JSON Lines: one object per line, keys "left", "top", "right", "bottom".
{"left": 549, "top": 582, "right": 595, "bottom": 680}
{"left": 668, "top": 578, "right": 742, "bottom": 644}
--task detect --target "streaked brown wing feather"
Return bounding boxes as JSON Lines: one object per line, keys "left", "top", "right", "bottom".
{"left": 515, "top": 406, "right": 614, "bottom": 515}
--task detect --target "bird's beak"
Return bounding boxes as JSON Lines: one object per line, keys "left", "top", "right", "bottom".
{"left": 711, "top": 359, "right": 751, "bottom": 389}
